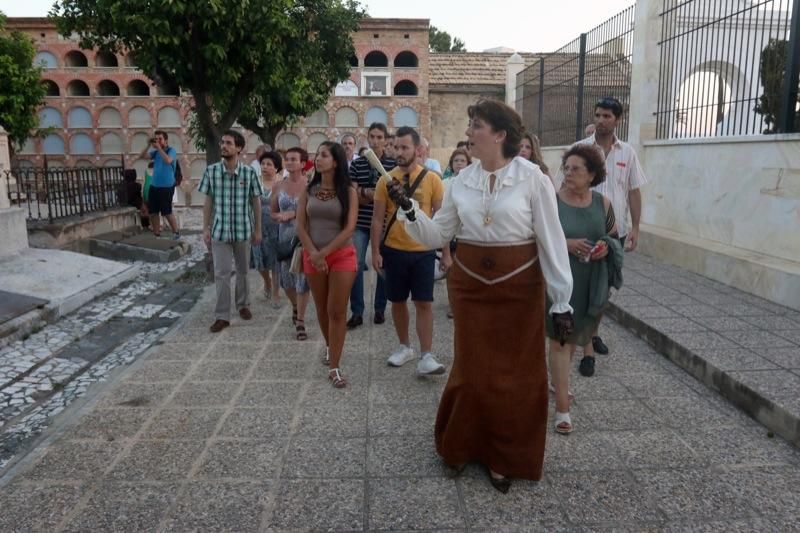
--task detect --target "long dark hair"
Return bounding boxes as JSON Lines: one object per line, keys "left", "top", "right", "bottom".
{"left": 308, "top": 141, "right": 352, "bottom": 226}
{"left": 522, "top": 132, "right": 550, "bottom": 176}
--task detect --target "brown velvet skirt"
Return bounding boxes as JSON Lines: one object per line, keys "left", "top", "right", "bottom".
{"left": 435, "top": 241, "right": 548, "bottom": 480}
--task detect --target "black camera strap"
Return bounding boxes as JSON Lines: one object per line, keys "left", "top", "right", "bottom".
{"left": 381, "top": 168, "right": 428, "bottom": 246}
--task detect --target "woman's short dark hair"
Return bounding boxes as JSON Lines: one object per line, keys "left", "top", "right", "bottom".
{"left": 561, "top": 144, "right": 607, "bottom": 187}
{"left": 467, "top": 99, "right": 523, "bottom": 159}
{"left": 259, "top": 151, "right": 283, "bottom": 172}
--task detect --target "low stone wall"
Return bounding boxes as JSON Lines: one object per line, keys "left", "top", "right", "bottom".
{"left": 0, "top": 207, "right": 29, "bottom": 258}
{"left": 27, "top": 207, "right": 139, "bottom": 249}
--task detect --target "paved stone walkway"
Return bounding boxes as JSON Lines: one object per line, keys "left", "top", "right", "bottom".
{"left": 1, "top": 271, "right": 799, "bottom": 531}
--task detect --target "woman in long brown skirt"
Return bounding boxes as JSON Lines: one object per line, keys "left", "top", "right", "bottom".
{"left": 388, "top": 99, "right": 574, "bottom": 493}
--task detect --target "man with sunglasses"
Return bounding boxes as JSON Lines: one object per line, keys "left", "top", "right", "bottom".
{"left": 556, "top": 97, "right": 648, "bottom": 372}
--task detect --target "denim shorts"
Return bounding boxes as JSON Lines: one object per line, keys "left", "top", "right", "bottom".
{"left": 381, "top": 245, "right": 435, "bottom": 302}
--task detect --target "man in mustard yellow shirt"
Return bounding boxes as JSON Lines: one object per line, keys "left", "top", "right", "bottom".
{"left": 372, "top": 126, "right": 447, "bottom": 375}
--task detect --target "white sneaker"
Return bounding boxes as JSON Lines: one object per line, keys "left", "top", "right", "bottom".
{"left": 417, "top": 353, "right": 446, "bottom": 375}
{"left": 387, "top": 345, "right": 416, "bottom": 367}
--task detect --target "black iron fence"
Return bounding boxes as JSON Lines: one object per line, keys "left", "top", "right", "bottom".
{"left": 516, "top": 5, "right": 635, "bottom": 146}
{"left": 3, "top": 165, "right": 126, "bottom": 223}
{"left": 656, "top": 0, "right": 800, "bottom": 139}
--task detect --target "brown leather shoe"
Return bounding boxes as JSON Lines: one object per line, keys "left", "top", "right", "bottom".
{"left": 239, "top": 308, "right": 252, "bottom": 320}
{"left": 209, "top": 319, "right": 230, "bottom": 333}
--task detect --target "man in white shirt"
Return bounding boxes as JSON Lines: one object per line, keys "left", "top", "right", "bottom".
{"left": 250, "top": 144, "right": 272, "bottom": 176}
{"left": 556, "top": 97, "right": 648, "bottom": 364}
{"left": 418, "top": 137, "right": 442, "bottom": 174}
{"left": 340, "top": 133, "right": 357, "bottom": 170}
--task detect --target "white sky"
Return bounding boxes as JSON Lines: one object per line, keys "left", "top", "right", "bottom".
{"left": 3, "top": 0, "right": 636, "bottom": 53}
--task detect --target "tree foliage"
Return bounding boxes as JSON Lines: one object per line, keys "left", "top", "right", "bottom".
{"left": 0, "top": 12, "right": 47, "bottom": 150}
{"left": 429, "top": 26, "right": 466, "bottom": 53}
{"left": 52, "top": 0, "right": 363, "bottom": 162}
{"left": 754, "top": 38, "right": 800, "bottom": 133}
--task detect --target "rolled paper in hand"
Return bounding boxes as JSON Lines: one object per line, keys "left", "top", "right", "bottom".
{"left": 364, "top": 149, "right": 394, "bottom": 184}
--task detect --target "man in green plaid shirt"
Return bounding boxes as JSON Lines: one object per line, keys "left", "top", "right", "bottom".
{"left": 200, "top": 130, "right": 264, "bottom": 332}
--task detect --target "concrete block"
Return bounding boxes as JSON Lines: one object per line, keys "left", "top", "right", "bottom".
{"left": 0, "top": 207, "right": 29, "bottom": 258}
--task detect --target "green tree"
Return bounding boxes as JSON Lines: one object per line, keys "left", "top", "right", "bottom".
{"left": 52, "top": 0, "right": 363, "bottom": 162}
{"left": 429, "top": 25, "right": 466, "bottom": 53}
{"left": 754, "top": 38, "right": 800, "bottom": 133}
{"left": 0, "top": 12, "right": 47, "bottom": 150}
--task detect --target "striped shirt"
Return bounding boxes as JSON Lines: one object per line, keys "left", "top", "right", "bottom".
{"left": 198, "top": 161, "right": 263, "bottom": 243}
{"left": 349, "top": 153, "right": 396, "bottom": 230}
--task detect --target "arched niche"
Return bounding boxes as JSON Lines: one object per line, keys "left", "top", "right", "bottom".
{"left": 38, "top": 107, "right": 63, "bottom": 129}
{"left": 97, "top": 80, "right": 121, "bottom": 96}
{"left": 276, "top": 133, "right": 301, "bottom": 150}
{"left": 128, "top": 106, "right": 152, "bottom": 127}
{"left": 393, "top": 106, "right": 418, "bottom": 127}
{"left": 334, "top": 106, "right": 359, "bottom": 127}
{"left": 306, "top": 132, "right": 329, "bottom": 154}
{"left": 394, "top": 80, "right": 418, "bottom": 96}
{"left": 34, "top": 51, "right": 58, "bottom": 69}
{"left": 43, "top": 80, "right": 60, "bottom": 96}
{"left": 69, "top": 133, "right": 95, "bottom": 154}
{"left": 98, "top": 107, "right": 122, "bottom": 127}
{"left": 127, "top": 80, "right": 150, "bottom": 96}
{"left": 95, "top": 51, "right": 119, "bottom": 67}
{"left": 64, "top": 50, "right": 88, "bottom": 67}
{"left": 66, "top": 80, "right": 90, "bottom": 97}
{"left": 365, "top": 106, "right": 388, "bottom": 126}
{"left": 394, "top": 51, "right": 419, "bottom": 68}
{"left": 364, "top": 51, "right": 388, "bottom": 67}
{"left": 157, "top": 106, "right": 181, "bottom": 127}
{"left": 67, "top": 106, "right": 92, "bottom": 128}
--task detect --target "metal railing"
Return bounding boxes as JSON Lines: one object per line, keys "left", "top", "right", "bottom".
{"left": 656, "top": 0, "right": 800, "bottom": 139}
{"left": 516, "top": 5, "right": 635, "bottom": 146}
{"left": 4, "top": 165, "right": 126, "bottom": 223}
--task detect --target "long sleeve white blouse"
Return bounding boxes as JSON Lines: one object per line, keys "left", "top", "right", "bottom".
{"left": 398, "top": 157, "right": 573, "bottom": 314}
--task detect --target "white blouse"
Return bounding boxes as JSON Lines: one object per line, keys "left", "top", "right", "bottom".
{"left": 398, "top": 157, "right": 573, "bottom": 314}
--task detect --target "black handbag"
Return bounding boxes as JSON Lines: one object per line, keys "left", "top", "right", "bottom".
{"left": 276, "top": 236, "right": 300, "bottom": 261}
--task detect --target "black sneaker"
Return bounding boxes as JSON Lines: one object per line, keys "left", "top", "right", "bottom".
{"left": 346, "top": 315, "right": 363, "bottom": 330}
{"left": 373, "top": 311, "right": 385, "bottom": 324}
{"left": 592, "top": 336, "right": 609, "bottom": 355}
{"left": 579, "top": 356, "right": 595, "bottom": 377}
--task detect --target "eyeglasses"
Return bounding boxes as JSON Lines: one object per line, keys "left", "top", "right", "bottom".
{"left": 562, "top": 165, "right": 587, "bottom": 173}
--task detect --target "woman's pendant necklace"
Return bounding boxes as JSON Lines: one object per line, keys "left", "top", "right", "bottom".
{"left": 482, "top": 173, "right": 497, "bottom": 226}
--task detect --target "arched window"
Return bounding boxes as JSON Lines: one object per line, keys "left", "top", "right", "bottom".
{"left": 98, "top": 107, "right": 122, "bottom": 127}
{"left": 64, "top": 50, "right": 88, "bottom": 67}
{"left": 42, "top": 133, "right": 64, "bottom": 155}
{"left": 125, "top": 54, "right": 138, "bottom": 68}
{"left": 97, "top": 80, "right": 120, "bottom": 96}
{"left": 393, "top": 106, "right": 418, "bottom": 127}
{"left": 69, "top": 133, "right": 94, "bottom": 154}
{"left": 190, "top": 159, "right": 207, "bottom": 178}
{"left": 66, "top": 80, "right": 90, "bottom": 97}
{"left": 19, "top": 138, "right": 37, "bottom": 154}
{"left": 127, "top": 80, "right": 150, "bottom": 96}
{"left": 100, "top": 133, "right": 123, "bottom": 154}
{"left": 95, "top": 51, "right": 118, "bottom": 67}
{"left": 75, "top": 159, "right": 94, "bottom": 168}
{"left": 43, "top": 80, "right": 60, "bottom": 96}
{"left": 306, "top": 132, "right": 329, "bottom": 154}
{"left": 394, "top": 51, "right": 419, "bottom": 68}
{"left": 157, "top": 106, "right": 181, "bottom": 127}
{"left": 364, "top": 51, "right": 388, "bottom": 67}
{"left": 128, "top": 106, "right": 152, "bottom": 127}
{"left": 276, "top": 133, "right": 301, "bottom": 150}
{"left": 394, "top": 80, "right": 418, "bottom": 96}
{"left": 305, "top": 108, "right": 329, "bottom": 127}
{"left": 38, "top": 107, "right": 63, "bottom": 129}
{"left": 130, "top": 133, "right": 151, "bottom": 153}
{"left": 365, "top": 106, "right": 388, "bottom": 126}
{"left": 67, "top": 107, "right": 92, "bottom": 128}
{"left": 334, "top": 106, "right": 359, "bottom": 127}
{"left": 334, "top": 80, "right": 359, "bottom": 97}
{"left": 34, "top": 51, "right": 58, "bottom": 69}
{"left": 103, "top": 159, "right": 122, "bottom": 168}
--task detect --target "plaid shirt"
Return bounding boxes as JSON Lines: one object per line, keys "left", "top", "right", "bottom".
{"left": 198, "top": 161, "right": 263, "bottom": 243}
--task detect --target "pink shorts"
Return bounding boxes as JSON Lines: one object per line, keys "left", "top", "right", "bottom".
{"left": 303, "top": 245, "right": 357, "bottom": 274}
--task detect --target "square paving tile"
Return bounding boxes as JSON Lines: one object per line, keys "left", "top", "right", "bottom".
{"left": 605, "top": 429, "right": 704, "bottom": 468}
{"left": 195, "top": 438, "right": 285, "bottom": 479}
{"left": 62, "top": 482, "right": 179, "bottom": 532}
{"left": 163, "top": 481, "right": 271, "bottom": 532}
{"left": 615, "top": 371, "right": 699, "bottom": 398}
{"left": 295, "top": 403, "right": 367, "bottom": 437}
{"left": 459, "top": 476, "right": 565, "bottom": 529}
{"left": 575, "top": 400, "right": 660, "bottom": 431}
{"left": 368, "top": 477, "right": 463, "bottom": 530}
{"left": 670, "top": 304, "right": 726, "bottom": 318}
{"left": 369, "top": 403, "right": 438, "bottom": 436}
{"left": 218, "top": 408, "right": 294, "bottom": 438}
{"left": 70, "top": 407, "right": 154, "bottom": 440}
{"left": 679, "top": 425, "right": 799, "bottom": 466}
{"left": 568, "top": 375, "right": 635, "bottom": 400}
{"left": 189, "top": 360, "right": 251, "bottom": 382}
{"left": 147, "top": 342, "right": 209, "bottom": 361}
{"left": 96, "top": 382, "right": 176, "bottom": 409}
{"left": 268, "top": 479, "right": 364, "bottom": 530}
{"left": 262, "top": 341, "right": 325, "bottom": 360}
{"left": 250, "top": 359, "right": 314, "bottom": 380}
{"left": 141, "top": 408, "right": 225, "bottom": 439}
{"left": 701, "top": 316, "right": 761, "bottom": 331}
{"left": 282, "top": 436, "right": 366, "bottom": 478}
{"left": 169, "top": 381, "right": 240, "bottom": 407}
{"left": 369, "top": 378, "right": 443, "bottom": 404}
{"left": 642, "top": 394, "right": 734, "bottom": 430}
{"left": 0, "top": 482, "right": 85, "bottom": 531}
{"left": 775, "top": 328, "right": 800, "bottom": 345}
{"left": 22, "top": 440, "right": 123, "bottom": 481}
{"left": 124, "top": 361, "right": 192, "bottom": 383}
{"left": 550, "top": 471, "right": 662, "bottom": 524}
{"left": 722, "top": 330, "right": 797, "bottom": 349}
{"left": 667, "top": 331, "right": 739, "bottom": 350}
{"left": 693, "top": 348, "right": 779, "bottom": 371}
{"left": 761, "top": 347, "right": 800, "bottom": 369}
{"left": 212, "top": 325, "right": 274, "bottom": 343}
{"left": 367, "top": 435, "right": 450, "bottom": 477}
{"left": 644, "top": 317, "right": 709, "bottom": 333}
{"left": 726, "top": 369, "right": 800, "bottom": 398}
{"left": 543, "top": 430, "right": 624, "bottom": 472}
{"left": 634, "top": 468, "right": 756, "bottom": 521}
{"left": 237, "top": 381, "right": 304, "bottom": 407}
{"left": 108, "top": 440, "right": 205, "bottom": 481}
{"left": 206, "top": 342, "right": 263, "bottom": 359}
{"left": 725, "top": 467, "right": 800, "bottom": 517}
{"left": 742, "top": 315, "right": 800, "bottom": 331}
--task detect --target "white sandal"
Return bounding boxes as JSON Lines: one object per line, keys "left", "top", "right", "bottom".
{"left": 322, "top": 346, "right": 330, "bottom": 366}
{"left": 554, "top": 411, "right": 573, "bottom": 434}
{"left": 328, "top": 368, "right": 347, "bottom": 388}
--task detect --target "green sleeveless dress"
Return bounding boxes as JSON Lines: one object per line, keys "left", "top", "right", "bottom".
{"left": 545, "top": 191, "right": 607, "bottom": 345}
